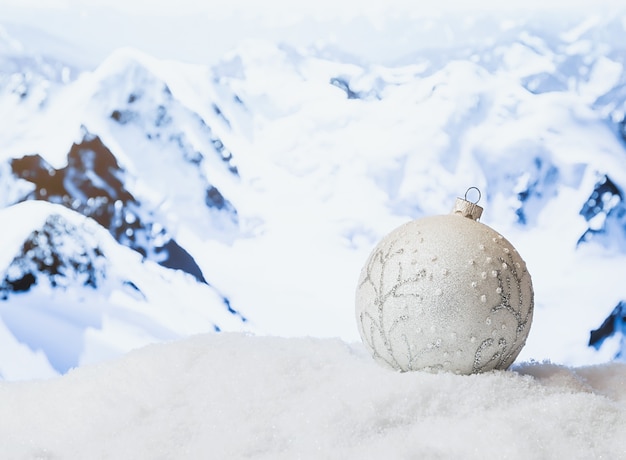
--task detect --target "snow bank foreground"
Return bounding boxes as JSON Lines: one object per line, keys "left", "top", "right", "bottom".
{"left": 1, "top": 334, "right": 624, "bottom": 460}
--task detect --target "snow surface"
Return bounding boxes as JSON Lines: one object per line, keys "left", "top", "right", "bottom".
{"left": 0, "top": 332, "right": 624, "bottom": 459}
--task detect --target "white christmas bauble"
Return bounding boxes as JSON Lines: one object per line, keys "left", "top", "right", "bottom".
{"left": 355, "top": 193, "right": 534, "bottom": 374}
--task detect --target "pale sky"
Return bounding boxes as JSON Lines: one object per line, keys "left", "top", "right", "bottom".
{"left": 3, "top": 0, "right": 622, "bottom": 14}
{"left": 0, "top": 0, "right": 622, "bottom": 66}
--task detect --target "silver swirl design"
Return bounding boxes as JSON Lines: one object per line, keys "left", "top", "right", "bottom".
{"left": 355, "top": 214, "right": 534, "bottom": 374}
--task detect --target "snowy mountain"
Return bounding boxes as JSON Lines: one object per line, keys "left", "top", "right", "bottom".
{"left": 1, "top": 8, "right": 626, "bottom": 379}
{"left": 0, "top": 201, "right": 247, "bottom": 380}
{"left": 0, "top": 43, "right": 251, "bottom": 378}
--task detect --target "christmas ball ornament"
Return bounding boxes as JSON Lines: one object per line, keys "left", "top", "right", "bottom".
{"left": 355, "top": 188, "right": 534, "bottom": 374}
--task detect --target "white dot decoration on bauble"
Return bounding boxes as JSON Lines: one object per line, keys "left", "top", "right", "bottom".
{"left": 355, "top": 188, "right": 534, "bottom": 374}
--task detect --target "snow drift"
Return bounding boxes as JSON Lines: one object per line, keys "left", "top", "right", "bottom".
{"left": 0, "top": 333, "right": 623, "bottom": 459}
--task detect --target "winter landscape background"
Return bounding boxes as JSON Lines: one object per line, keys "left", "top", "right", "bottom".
{"left": 0, "top": 1, "right": 625, "bottom": 457}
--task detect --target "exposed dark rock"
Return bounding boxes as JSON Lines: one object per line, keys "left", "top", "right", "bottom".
{"left": 330, "top": 77, "right": 360, "bottom": 99}
{"left": 0, "top": 214, "right": 106, "bottom": 294}
{"left": 589, "top": 301, "right": 626, "bottom": 360}
{"left": 11, "top": 132, "right": 208, "bottom": 284}
{"left": 578, "top": 175, "right": 626, "bottom": 248}
{"left": 516, "top": 156, "right": 559, "bottom": 226}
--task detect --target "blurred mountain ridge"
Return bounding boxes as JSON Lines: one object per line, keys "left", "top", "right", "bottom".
{"left": 0, "top": 9, "right": 625, "bottom": 379}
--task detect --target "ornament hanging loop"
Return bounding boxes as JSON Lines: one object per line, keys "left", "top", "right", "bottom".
{"left": 452, "top": 187, "right": 483, "bottom": 221}
{"left": 465, "top": 186, "right": 481, "bottom": 205}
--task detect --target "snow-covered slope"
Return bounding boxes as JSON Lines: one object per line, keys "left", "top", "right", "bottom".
{"left": 0, "top": 201, "right": 247, "bottom": 379}
{"left": 0, "top": 9, "right": 626, "bottom": 379}
{"left": 0, "top": 42, "right": 255, "bottom": 378}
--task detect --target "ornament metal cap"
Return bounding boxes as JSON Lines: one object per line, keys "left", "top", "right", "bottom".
{"left": 452, "top": 187, "right": 483, "bottom": 221}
